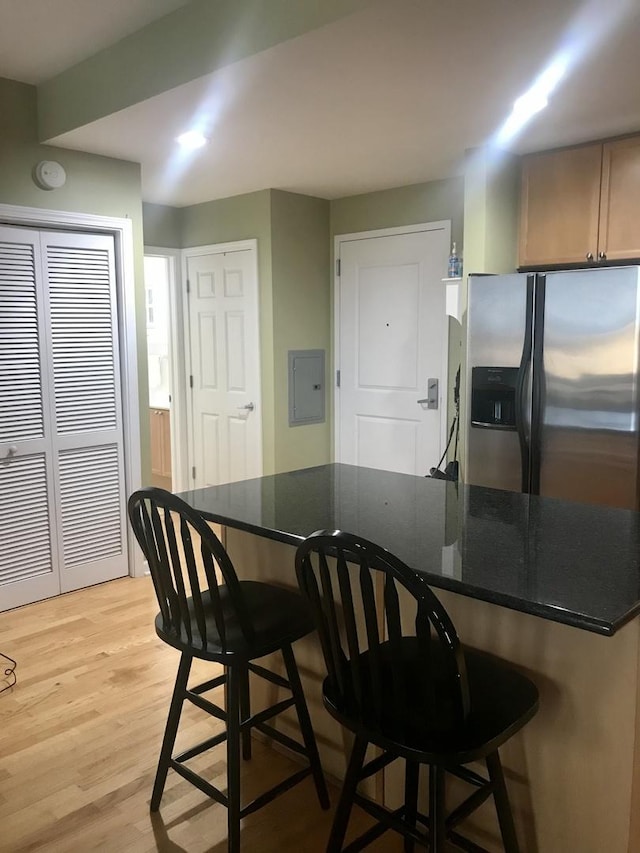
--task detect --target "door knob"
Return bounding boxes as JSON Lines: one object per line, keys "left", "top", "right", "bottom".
{"left": 418, "top": 380, "right": 439, "bottom": 410}
{"left": 598, "top": 251, "right": 607, "bottom": 261}
{"left": 586, "top": 252, "right": 594, "bottom": 261}
{"left": 237, "top": 402, "right": 255, "bottom": 412}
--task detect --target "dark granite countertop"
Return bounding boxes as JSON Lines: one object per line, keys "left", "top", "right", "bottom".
{"left": 178, "top": 463, "right": 640, "bottom": 636}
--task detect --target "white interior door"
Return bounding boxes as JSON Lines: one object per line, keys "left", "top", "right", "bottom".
{"left": 0, "top": 226, "right": 128, "bottom": 612}
{"left": 337, "top": 225, "right": 449, "bottom": 475}
{"left": 186, "top": 245, "right": 262, "bottom": 488}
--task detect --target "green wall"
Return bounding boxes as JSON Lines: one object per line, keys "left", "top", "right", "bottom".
{"left": 270, "top": 190, "right": 331, "bottom": 471}
{"left": 142, "top": 202, "right": 181, "bottom": 249}
{"left": 0, "top": 77, "right": 150, "bottom": 481}
{"left": 462, "top": 147, "right": 519, "bottom": 282}
{"left": 330, "top": 177, "right": 464, "bottom": 245}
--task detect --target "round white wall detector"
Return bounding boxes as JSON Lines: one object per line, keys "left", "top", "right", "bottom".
{"left": 34, "top": 160, "right": 67, "bottom": 190}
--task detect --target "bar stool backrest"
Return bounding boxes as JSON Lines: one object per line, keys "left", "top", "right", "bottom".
{"left": 128, "top": 487, "right": 254, "bottom": 651}
{"left": 295, "top": 530, "right": 470, "bottom": 735}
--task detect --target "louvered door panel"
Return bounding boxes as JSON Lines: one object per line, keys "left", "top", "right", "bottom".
{"left": 0, "top": 455, "right": 52, "bottom": 584}
{"left": 0, "top": 241, "right": 44, "bottom": 442}
{"left": 42, "top": 232, "right": 128, "bottom": 594}
{"left": 58, "top": 445, "right": 123, "bottom": 567}
{"left": 48, "top": 245, "right": 117, "bottom": 434}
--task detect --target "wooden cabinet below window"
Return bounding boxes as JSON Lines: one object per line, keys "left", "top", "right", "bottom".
{"left": 519, "top": 135, "right": 640, "bottom": 268}
{"left": 150, "top": 408, "right": 172, "bottom": 485}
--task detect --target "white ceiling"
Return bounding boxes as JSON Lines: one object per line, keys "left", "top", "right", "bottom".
{"left": 5, "top": 0, "right": 640, "bottom": 206}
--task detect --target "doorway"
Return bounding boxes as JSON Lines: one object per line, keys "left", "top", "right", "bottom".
{"left": 144, "top": 255, "right": 173, "bottom": 491}
{"left": 335, "top": 222, "right": 450, "bottom": 476}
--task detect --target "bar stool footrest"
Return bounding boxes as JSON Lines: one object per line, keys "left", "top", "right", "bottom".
{"left": 255, "top": 720, "right": 309, "bottom": 757}
{"left": 170, "top": 760, "right": 229, "bottom": 808}
{"left": 174, "top": 730, "right": 228, "bottom": 763}
{"left": 249, "top": 661, "right": 291, "bottom": 690}
{"left": 242, "top": 696, "right": 295, "bottom": 732}
{"left": 240, "top": 766, "right": 312, "bottom": 818}
{"left": 448, "top": 829, "right": 493, "bottom": 853}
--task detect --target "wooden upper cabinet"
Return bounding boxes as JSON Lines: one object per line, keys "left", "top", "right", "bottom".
{"left": 519, "top": 144, "right": 603, "bottom": 268}
{"left": 519, "top": 134, "right": 640, "bottom": 268}
{"left": 599, "top": 137, "right": 640, "bottom": 261}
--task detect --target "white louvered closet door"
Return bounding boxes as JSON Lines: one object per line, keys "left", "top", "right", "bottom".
{"left": 0, "top": 227, "right": 127, "bottom": 612}
{"left": 0, "top": 228, "right": 60, "bottom": 609}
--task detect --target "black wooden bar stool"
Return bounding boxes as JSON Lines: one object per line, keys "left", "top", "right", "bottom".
{"left": 128, "top": 487, "right": 329, "bottom": 852}
{"left": 295, "top": 530, "right": 539, "bottom": 853}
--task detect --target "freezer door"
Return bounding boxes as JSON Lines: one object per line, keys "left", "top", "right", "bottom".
{"left": 465, "top": 274, "right": 532, "bottom": 491}
{"left": 537, "top": 267, "right": 640, "bottom": 509}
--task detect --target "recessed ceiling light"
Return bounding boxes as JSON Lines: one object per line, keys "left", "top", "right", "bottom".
{"left": 176, "top": 130, "right": 207, "bottom": 150}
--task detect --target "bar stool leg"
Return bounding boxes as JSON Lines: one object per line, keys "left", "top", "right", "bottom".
{"left": 404, "top": 759, "right": 419, "bottom": 852}
{"left": 238, "top": 661, "right": 252, "bottom": 760}
{"left": 429, "top": 765, "right": 446, "bottom": 852}
{"left": 226, "top": 664, "right": 242, "bottom": 853}
{"left": 487, "top": 751, "right": 520, "bottom": 853}
{"left": 282, "top": 643, "right": 330, "bottom": 809}
{"left": 327, "top": 735, "right": 368, "bottom": 853}
{"left": 151, "top": 652, "right": 192, "bottom": 811}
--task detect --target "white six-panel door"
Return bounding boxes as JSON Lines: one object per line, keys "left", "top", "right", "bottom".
{"left": 337, "top": 225, "right": 449, "bottom": 475}
{"left": 185, "top": 245, "right": 262, "bottom": 488}
{"left": 0, "top": 226, "right": 127, "bottom": 611}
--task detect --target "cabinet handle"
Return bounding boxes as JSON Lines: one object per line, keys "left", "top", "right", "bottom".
{"left": 598, "top": 251, "right": 607, "bottom": 261}
{"left": 586, "top": 252, "right": 594, "bottom": 261}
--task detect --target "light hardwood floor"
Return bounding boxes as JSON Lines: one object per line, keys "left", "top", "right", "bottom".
{"left": 0, "top": 577, "right": 401, "bottom": 853}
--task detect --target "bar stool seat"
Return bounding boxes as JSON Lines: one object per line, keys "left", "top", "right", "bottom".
{"left": 295, "top": 530, "right": 539, "bottom": 853}
{"left": 155, "top": 579, "right": 317, "bottom": 660}
{"left": 128, "top": 487, "right": 329, "bottom": 853}
{"left": 323, "top": 638, "right": 538, "bottom": 766}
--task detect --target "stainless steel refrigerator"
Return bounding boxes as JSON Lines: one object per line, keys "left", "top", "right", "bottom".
{"left": 464, "top": 267, "right": 640, "bottom": 509}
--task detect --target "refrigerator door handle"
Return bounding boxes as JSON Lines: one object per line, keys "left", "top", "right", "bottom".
{"left": 529, "top": 274, "right": 546, "bottom": 496}
{"left": 516, "top": 274, "right": 535, "bottom": 492}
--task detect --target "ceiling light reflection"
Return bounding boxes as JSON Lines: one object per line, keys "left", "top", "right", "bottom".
{"left": 176, "top": 130, "right": 208, "bottom": 150}
{"left": 494, "top": 55, "right": 568, "bottom": 147}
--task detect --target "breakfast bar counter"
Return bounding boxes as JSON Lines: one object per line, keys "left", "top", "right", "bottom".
{"left": 179, "top": 464, "right": 640, "bottom": 852}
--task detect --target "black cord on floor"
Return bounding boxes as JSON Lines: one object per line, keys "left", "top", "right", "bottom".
{"left": 0, "top": 651, "right": 16, "bottom": 694}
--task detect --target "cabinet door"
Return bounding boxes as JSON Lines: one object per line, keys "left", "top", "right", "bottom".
{"left": 599, "top": 137, "right": 640, "bottom": 261}
{"left": 519, "top": 144, "right": 602, "bottom": 267}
